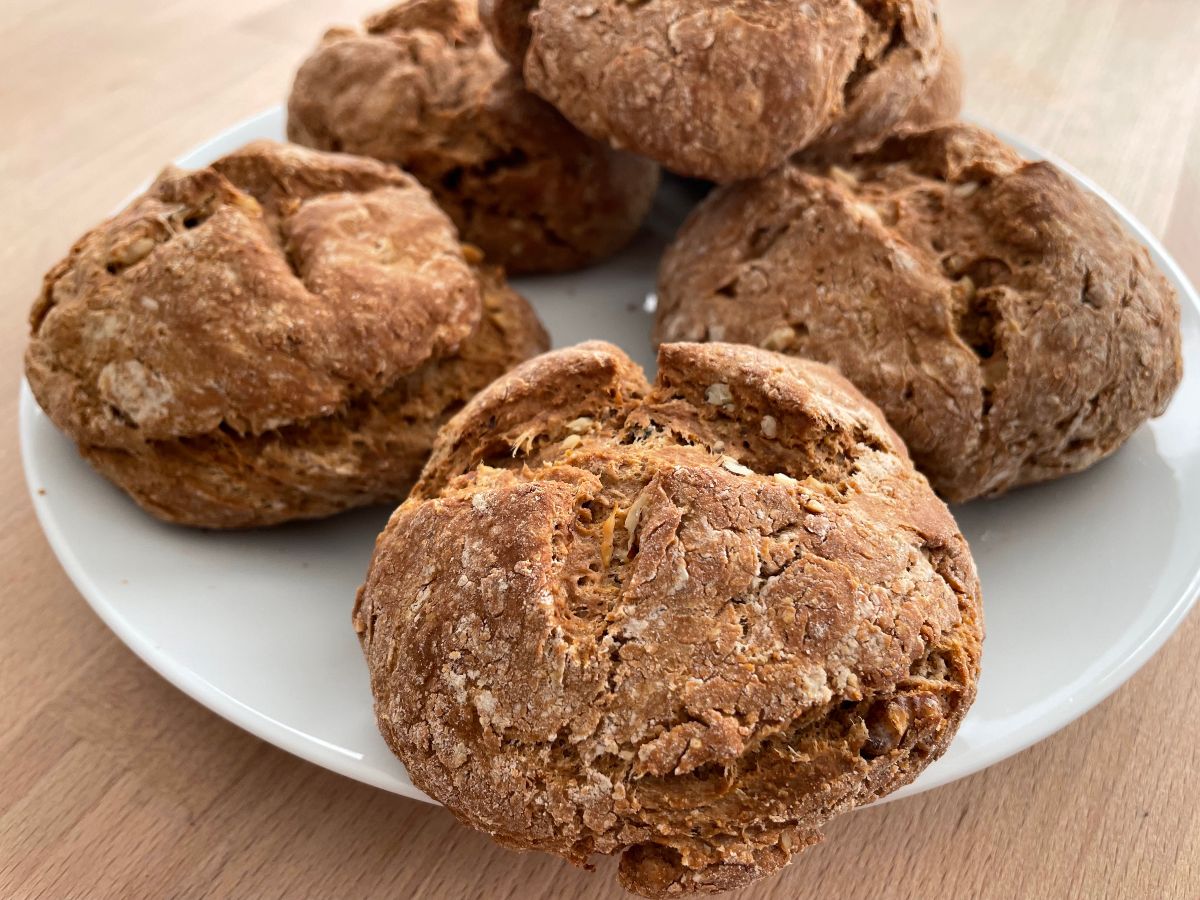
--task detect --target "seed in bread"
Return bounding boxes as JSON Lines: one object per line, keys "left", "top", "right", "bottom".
{"left": 25, "top": 140, "right": 548, "bottom": 528}
{"left": 287, "top": 0, "right": 660, "bottom": 275}
{"left": 481, "top": 0, "right": 947, "bottom": 182}
{"left": 355, "top": 341, "right": 983, "bottom": 896}
{"left": 655, "top": 124, "right": 1184, "bottom": 502}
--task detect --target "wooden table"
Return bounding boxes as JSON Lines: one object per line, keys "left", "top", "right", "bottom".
{"left": 2, "top": 1, "right": 1198, "bottom": 896}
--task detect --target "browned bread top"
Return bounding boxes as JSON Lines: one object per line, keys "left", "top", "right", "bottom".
{"left": 355, "top": 341, "right": 982, "bottom": 895}
{"left": 29, "top": 140, "right": 478, "bottom": 449}
{"left": 657, "top": 124, "right": 1184, "bottom": 502}
{"left": 481, "top": 0, "right": 945, "bottom": 182}
{"left": 287, "top": 0, "right": 660, "bottom": 275}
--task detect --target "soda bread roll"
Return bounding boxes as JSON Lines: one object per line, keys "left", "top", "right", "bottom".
{"left": 26, "top": 140, "right": 548, "bottom": 528}
{"left": 288, "top": 0, "right": 660, "bottom": 275}
{"left": 355, "top": 341, "right": 983, "bottom": 895}
{"left": 656, "top": 124, "right": 1183, "bottom": 502}
{"left": 480, "top": 0, "right": 948, "bottom": 182}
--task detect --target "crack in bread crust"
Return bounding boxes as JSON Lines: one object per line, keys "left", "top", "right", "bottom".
{"left": 656, "top": 124, "right": 1184, "bottom": 502}
{"left": 355, "top": 341, "right": 983, "bottom": 896}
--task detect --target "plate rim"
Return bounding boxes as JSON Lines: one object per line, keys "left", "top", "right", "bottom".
{"left": 18, "top": 105, "right": 1200, "bottom": 806}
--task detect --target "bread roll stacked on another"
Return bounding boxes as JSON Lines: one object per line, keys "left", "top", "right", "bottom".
{"left": 480, "top": 0, "right": 961, "bottom": 181}
{"left": 26, "top": 141, "right": 548, "bottom": 527}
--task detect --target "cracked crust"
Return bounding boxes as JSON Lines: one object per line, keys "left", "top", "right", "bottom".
{"left": 355, "top": 341, "right": 983, "bottom": 895}
{"left": 808, "top": 37, "right": 964, "bottom": 161}
{"left": 25, "top": 140, "right": 548, "bottom": 528}
{"left": 287, "top": 0, "right": 660, "bottom": 275}
{"left": 655, "top": 124, "right": 1184, "bottom": 502}
{"left": 483, "top": 0, "right": 945, "bottom": 182}
{"left": 906, "top": 43, "right": 964, "bottom": 134}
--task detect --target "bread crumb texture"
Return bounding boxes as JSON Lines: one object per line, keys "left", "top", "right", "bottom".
{"left": 355, "top": 341, "right": 983, "bottom": 895}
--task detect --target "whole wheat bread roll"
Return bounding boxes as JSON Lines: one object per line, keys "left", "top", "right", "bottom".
{"left": 656, "top": 124, "right": 1183, "bottom": 502}
{"left": 26, "top": 140, "right": 548, "bottom": 527}
{"left": 355, "top": 341, "right": 983, "bottom": 895}
{"left": 481, "top": 0, "right": 949, "bottom": 182}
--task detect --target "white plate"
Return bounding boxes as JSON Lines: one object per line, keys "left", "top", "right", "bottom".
{"left": 20, "top": 106, "right": 1200, "bottom": 806}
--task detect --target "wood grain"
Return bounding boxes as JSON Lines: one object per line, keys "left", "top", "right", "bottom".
{"left": 1, "top": 1, "right": 1197, "bottom": 897}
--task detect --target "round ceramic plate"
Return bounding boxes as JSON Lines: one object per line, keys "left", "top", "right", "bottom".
{"left": 20, "top": 107, "right": 1200, "bottom": 805}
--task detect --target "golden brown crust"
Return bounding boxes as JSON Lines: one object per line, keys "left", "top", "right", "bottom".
{"left": 287, "top": 0, "right": 659, "bottom": 275}
{"left": 25, "top": 140, "right": 548, "bottom": 528}
{"left": 656, "top": 124, "right": 1184, "bottom": 502}
{"left": 356, "top": 341, "right": 983, "bottom": 895}
{"left": 485, "top": 0, "right": 944, "bottom": 182}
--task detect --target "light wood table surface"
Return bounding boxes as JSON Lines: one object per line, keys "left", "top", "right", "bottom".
{"left": 3, "top": 1, "right": 1199, "bottom": 897}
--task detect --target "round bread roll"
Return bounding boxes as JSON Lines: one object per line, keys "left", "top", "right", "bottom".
{"left": 355, "top": 341, "right": 983, "bottom": 896}
{"left": 480, "top": 0, "right": 946, "bottom": 182}
{"left": 287, "top": 0, "right": 660, "bottom": 275}
{"left": 26, "top": 140, "right": 548, "bottom": 528}
{"left": 656, "top": 124, "right": 1183, "bottom": 503}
